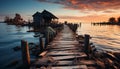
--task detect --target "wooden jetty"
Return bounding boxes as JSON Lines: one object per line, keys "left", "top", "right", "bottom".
{"left": 29, "top": 25, "right": 97, "bottom": 69}
{"left": 19, "top": 24, "right": 120, "bottom": 69}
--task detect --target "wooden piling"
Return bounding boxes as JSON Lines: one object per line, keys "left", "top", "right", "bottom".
{"left": 43, "top": 38, "right": 47, "bottom": 49}
{"left": 50, "top": 33, "right": 54, "bottom": 41}
{"left": 21, "top": 40, "right": 30, "bottom": 69}
{"left": 39, "top": 37, "right": 44, "bottom": 51}
{"left": 45, "top": 31, "right": 49, "bottom": 44}
{"left": 84, "top": 34, "right": 90, "bottom": 57}
{"left": 49, "top": 33, "right": 52, "bottom": 42}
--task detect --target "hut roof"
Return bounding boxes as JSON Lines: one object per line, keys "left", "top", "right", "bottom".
{"left": 32, "top": 12, "right": 41, "bottom": 17}
{"left": 41, "top": 10, "right": 58, "bottom": 19}
{"left": 32, "top": 10, "right": 58, "bottom": 19}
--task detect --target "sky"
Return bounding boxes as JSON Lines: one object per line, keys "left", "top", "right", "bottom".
{"left": 0, "top": 0, "right": 120, "bottom": 23}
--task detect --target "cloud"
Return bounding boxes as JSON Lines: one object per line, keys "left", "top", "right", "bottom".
{"left": 103, "top": 10, "right": 116, "bottom": 13}
{"left": 58, "top": 14, "right": 117, "bottom": 22}
{"left": 59, "top": 14, "right": 107, "bottom": 20}
{"left": 37, "top": 0, "right": 120, "bottom": 12}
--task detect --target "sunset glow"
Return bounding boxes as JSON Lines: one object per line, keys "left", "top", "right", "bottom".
{"left": 0, "top": 0, "right": 120, "bottom": 23}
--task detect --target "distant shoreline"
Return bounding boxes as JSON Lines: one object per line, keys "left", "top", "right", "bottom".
{"left": 0, "top": 21, "right": 4, "bottom": 23}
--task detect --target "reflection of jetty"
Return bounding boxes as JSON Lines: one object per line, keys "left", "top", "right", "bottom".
{"left": 18, "top": 24, "right": 120, "bottom": 69}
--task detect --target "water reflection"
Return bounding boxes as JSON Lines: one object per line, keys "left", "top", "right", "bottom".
{"left": 0, "top": 23, "right": 38, "bottom": 68}
{"left": 77, "top": 23, "right": 120, "bottom": 52}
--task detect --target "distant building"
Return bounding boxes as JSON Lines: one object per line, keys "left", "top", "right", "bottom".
{"left": 32, "top": 10, "right": 58, "bottom": 27}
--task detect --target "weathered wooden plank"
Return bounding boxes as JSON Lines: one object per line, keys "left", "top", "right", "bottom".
{"left": 77, "top": 60, "right": 96, "bottom": 65}
{"left": 38, "top": 51, "right": 48, "bottom": 57}
{"left": 53, "top": 61, "right": 73, "bottom": 66}
{"left": 51, "top": 65, "right": 88, "bottom": 69}
{"left": 51, "top": 56, "right": 75, "bottom": 60}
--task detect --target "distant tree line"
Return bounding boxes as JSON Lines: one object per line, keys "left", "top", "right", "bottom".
{"left": 4, "top": 13, "right": 25, "bottom": 25}
{"left": 109, "top": 17, "right": 120, "bottom": 23}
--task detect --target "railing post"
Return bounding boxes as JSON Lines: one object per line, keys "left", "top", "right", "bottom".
{"left": 84, "top": 34, "right": 90, "bottom": 57}
{"left": 45, "top": 31, "right": 49, "bottom": 45}
{"left": 47, "top": 31, "right": 50, "bottom": 44}
{"left": 21, "top": 40, "right": 30, "bottom": 69}
{"left": 43, "top": 37, "right": 46, "bottom": 49}
{"left": 39, "top": 37, "right": 44, "bottom": 51}
{"left": 51, "top": 33, "right": 54, "bottom": 41}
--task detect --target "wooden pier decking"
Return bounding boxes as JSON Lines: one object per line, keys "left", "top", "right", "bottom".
{"left": 30, "top": 25, "right": 97, "bottom": 69}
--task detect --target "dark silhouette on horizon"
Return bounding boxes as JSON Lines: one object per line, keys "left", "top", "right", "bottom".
{"left": 4, "top": 13, "right": 25, "bottom": 25}
{"left": 109, "top": 17, "right": 116, "bottom": 23}
{"left": 91, "top": 16, "right": 120, "bottom": 26}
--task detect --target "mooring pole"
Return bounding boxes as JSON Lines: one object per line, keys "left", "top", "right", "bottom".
{"left": 21, "top": 40, "right": 30, "bottom": 69}
{"left": 42, "top": 37, "right": 46, "bottom": 49}
{"left": 84, "top": 34, "right": 90, "bottom": 57}
{"left": 39, "top": 37, "right": 43, "bottom": 51}
{"left": 46, "top": 31, "right": 49, "bottom": 44}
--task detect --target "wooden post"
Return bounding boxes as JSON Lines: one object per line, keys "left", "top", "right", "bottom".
{"left": 84, "top": 34, "right": 90, "bottom": 57}
{"left": 53, "top": 32, "right": 56, "bottom": 37}
{"left": 45, "top": 31, "right": 49, "bottom": 45}
{"left": 39, "top": 37, "right": 43, "bottom": 51}
{"left": 50, "top": 33, "right": 53, "bottom": 41}
{"left": 47, "top": 31, "right": 49, "bottom": 44}
{"left": 52, "top": 33, "right": 55, "bottom": 39}
{"left": 21, "top": 40, "right": 30, "bottom": 69}
{"left": 42, "top": 37, "right": 47, "bottom": 49}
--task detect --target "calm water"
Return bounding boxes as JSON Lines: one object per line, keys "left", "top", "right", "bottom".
{"left": 77, "top": 23, "right": 120, "bottom": 52}
{"left": 1, "top": 23, "right": 120, "bottom": 68}
{"left": 0, "top": 23, "right": 39, "bottom": 68}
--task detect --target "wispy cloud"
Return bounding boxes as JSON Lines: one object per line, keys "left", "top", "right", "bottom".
{"left": 103, "top": 10, "right": 116, "bottom": 13}
{"left": 37, "top": 0, "right": 120, "bottom": 12}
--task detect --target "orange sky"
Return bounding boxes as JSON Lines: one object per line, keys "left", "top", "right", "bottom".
{"left": 38, "top": 0, "right": 120, "bottom": 23}
{"left": 0, "top": 0, "right": 120, "bottom": 23}
{"left": 58, "top": 13, "right": 120, "bottom": 23}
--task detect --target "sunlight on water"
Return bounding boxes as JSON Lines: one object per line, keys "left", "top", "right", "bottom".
{"left": 77, "top": 23, "right": 120, "bottom": 52}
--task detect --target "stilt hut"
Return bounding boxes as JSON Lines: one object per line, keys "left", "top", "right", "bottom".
{"left": 32, "top": 10, "right": 58, "bottom": 27}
